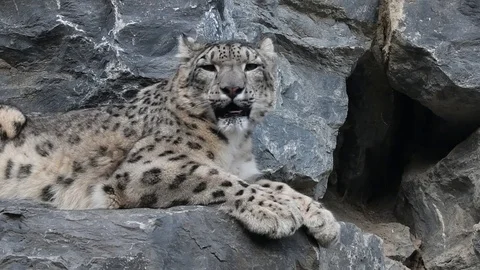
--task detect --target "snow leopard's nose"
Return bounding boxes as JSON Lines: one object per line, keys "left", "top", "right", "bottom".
{"left": 221, "top": 86, "right": 244, "bottom": 99}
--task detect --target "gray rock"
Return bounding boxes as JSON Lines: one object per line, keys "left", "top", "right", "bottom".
{"left": 0, "top": 0, "right": 165, "bottom": 113}
{"left": 381, "top": 0, "right": 480, "bottom": 124}
{"left": 395, "top": 128, "right": 480, "bottom": 269}
{"left": 384, "top": 258, "right": 409, "bottom": 270}
{"left": 253, "top": 69, "right": 347, "bottom": 198}
{"left": 375, "top": 223, "right": 416, "bottom": 263}
{"left": 278, "top": 0, "right": 379, "bottom": 34}
{"left": 0, "top": 200, "right": 388, "bottom": 270}
{"left": 319, "top": 222, "right": 386, "bottom": 270}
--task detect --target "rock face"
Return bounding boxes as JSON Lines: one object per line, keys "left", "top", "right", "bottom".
{"left": 376, "top": 223, "right": 416, "bottom": 263}
{"left": 0, "top": 200, "right": 385, "bottom": 270}
{"left": 396, "top": 128, "right": 480, "bottom": 269}
{"left": 381, "top": 0, "right": 480, "bottom": 125}
{"left": 318, "top": 222, "right": 386, "bottom": 269}
{"left": 250, "top": 0, "right": 376, "bottom": 197}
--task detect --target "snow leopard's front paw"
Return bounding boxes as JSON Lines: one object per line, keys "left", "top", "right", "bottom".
{"left": 0, "top": 105, "right": 26, "bottom": 140}
{"left": 256, "top": 179, "right": 340, "bottom": 247}
{"left": 222, "top": 187, "right": 304, "bottom": 239}
{"left": 303, "top": 201, "right": 341, "bottom": 247}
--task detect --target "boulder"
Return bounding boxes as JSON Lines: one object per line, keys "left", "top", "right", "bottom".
{"left": 395, "top": 128, "right": 480, "bottom": 269}
{"left": 375, "top": 222, "right": 416, "bottom": 263}
{"left": 380, "top": 0, "right": 480, "bottom": 125}
{"left": 0, "top": 200, "right": 388, "bottom": 269}
{"left": 246, "top": 0, "right": 377, "bottom": 197}
{"left": 318, "top": 222, "right": 386, "bottom": 269}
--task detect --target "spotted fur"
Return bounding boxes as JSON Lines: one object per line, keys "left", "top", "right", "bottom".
{"left": 0, "top": 37, "right": 339, "bottom": 246}
{"left": 0, "top": 105, "right": 26, "bottom": 140}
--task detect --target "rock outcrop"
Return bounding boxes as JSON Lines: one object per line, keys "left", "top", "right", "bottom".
{"left": 375, "top": 1, "right": 480, "bottom": 269}
{"left": 0, "top": 200, "right": 385, "bottom": 270}
{"left": 396, "top": 128, "right": 480, "bottom": 269}
{"left": 379, "top": 0, "right": 480, "bottom": 125}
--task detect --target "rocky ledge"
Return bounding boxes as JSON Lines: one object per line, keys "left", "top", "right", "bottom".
{"left": 1, "top": 200, "right": 386, "bottom": 270}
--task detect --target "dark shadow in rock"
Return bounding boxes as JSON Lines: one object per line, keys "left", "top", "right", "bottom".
{"left": 331, "top": 49, "right": 477, "bottom": 206}
{"left": 331, "top": 51, "right": 402, "bottom": 205}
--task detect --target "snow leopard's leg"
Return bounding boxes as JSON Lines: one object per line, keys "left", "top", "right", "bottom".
{"left": 92, "top": 136, "right": 304, "bottom": 239}
{"left": 256, "top": 179, "right": 341, "bottom": 247}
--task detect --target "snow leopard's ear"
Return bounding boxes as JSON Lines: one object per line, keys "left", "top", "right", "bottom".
{"left": 176, "top": 34, "right": 205, "bottom": 62}
{"left": 258, "top": 37, "right": 276, "bottom": 59}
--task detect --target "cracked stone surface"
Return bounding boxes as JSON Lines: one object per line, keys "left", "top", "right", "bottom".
{"left": 396, "top": 128, "right": 480, "bottom": 269}
{"left": 0, "top": 200, "right": 386, "bottom": 269}
{"left": 375, "top": 223, "right": 416, "bottom": 263}
{"left": 381, "top": 0, "right": 480, "bottom": 125}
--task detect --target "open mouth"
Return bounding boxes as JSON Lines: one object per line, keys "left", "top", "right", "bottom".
{"left": 214, "top": 103, "right": 251, "bottom": 119}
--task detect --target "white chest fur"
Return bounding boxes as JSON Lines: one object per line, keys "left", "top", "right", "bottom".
{"left": 218, "top": 130, "right": 260, "bottom": 182}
